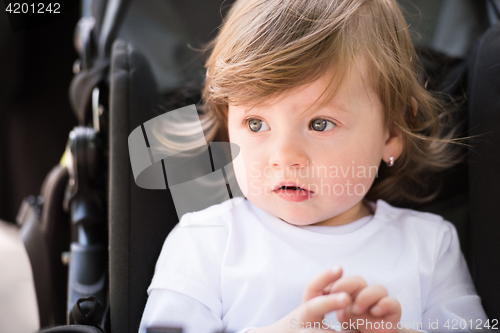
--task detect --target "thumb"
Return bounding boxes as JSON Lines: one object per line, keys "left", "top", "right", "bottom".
{"left": 302, "top": 266, "right": 343, "bottom": 303}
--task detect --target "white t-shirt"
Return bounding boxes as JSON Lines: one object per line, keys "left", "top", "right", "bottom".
{"left": 139, "top": 197, "right": 488, "bottom": 333}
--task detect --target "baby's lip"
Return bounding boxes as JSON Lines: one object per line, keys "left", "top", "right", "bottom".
{"left": 272, "top": 182, "right": 314, "bottom": 193}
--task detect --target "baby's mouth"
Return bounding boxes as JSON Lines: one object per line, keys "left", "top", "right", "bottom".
{"left": 273, "top": 185, "right": 314, "bottom": 194}
{"left": 272, "top": 184, "right": 315, "bottom": 201}
{"left": 278, "top": 186, "right": 304, "bottom": 191}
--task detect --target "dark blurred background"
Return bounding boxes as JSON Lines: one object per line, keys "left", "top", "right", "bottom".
{"left": 0, "top": 3, "right": 79, "bottom": 223}
{"left": 0, "top": 0, "right": 237, "bottom": 223}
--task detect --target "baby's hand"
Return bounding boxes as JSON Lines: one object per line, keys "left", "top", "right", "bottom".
{"left": 328, "top": 272, "right": 401, "bottom": 333}
{"left": 248, "top": 293, "right": 352, "bottom": 333}
{"left": 247, "top": 267, "right": 353, "bottom": 333}
{"left": 293, "top": 266, "right": 358, "bottom": 332}
{"left": 302, "top": 266, "right": 345, "bottom": 303}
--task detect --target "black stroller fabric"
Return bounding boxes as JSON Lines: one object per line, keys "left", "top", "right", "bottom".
{"left": 468, "top": 22, "right": 500, "bottom": 320}
{"left": 108, "top": 40, "right": 180, "bottom": 333}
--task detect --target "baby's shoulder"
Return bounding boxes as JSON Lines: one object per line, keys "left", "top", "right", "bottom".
{"left": 376, "top": 200, "right": 464, "bottom": 269}
{"left": 177, "top": 196, "right": 248, "bottom": 228}
{"left": 376, "top": 199, "right": 454, "bottom": 235}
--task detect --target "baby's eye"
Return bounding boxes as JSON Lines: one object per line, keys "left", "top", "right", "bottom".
{"left": 246, "top": 118, "right": 270, "bottom": 132}
{"left": 310, "top": 118, "right": 336, "bottom": 131}
{"left": 244, "top": 117, "right": 336, "bottom": 132}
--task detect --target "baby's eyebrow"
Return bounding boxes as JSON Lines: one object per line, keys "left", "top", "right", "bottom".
{"left": 243, "top": 106, "right": 258, "bottom": 115}
{"left": 240, "top": 99, "right": 350, "bottom": 115}
{"left": 323, "top": 94, "right": 352, "bottom": 112}
{"left": 303, "top": 101, "right": 350, "bottom": 116}
{"left": 325, "top": 102, "right": 350, "bottom": 113}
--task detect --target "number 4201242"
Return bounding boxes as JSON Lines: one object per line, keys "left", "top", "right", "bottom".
{"left": 442, "top": 319, "right": 498, "bottom": 330}
{"left": 5, "top": 3, "right": 61, "bottom": 14}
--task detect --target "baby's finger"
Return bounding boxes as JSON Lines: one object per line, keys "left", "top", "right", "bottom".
{"left": 329, "top": 276, "right": 367, "bottom": 299}
{"left": 302, "top": 266, "right": 343, "bottom": 303}
{"left": 302, "top": 292, "right": 351, "bottom": 318}
{"left": 369, "top": 296, "right": 401, "bottom": 318}
{"left": 349, "top": 285, "right": 388, "bottom": 315}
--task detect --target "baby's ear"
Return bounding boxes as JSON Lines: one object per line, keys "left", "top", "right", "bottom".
{"left": 383, "top": 123, "right": 403, "bottom": 163}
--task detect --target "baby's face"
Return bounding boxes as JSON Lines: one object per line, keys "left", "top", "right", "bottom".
{"left": 228, "top": 63, "right": 395, "bottom": 226}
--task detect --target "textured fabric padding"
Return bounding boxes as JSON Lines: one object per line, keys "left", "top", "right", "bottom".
{"left": 108, "top": 40, "right": 179, "bottom": 333}
{"left": 468, "top": 22, "right": 500, "bottom": 320}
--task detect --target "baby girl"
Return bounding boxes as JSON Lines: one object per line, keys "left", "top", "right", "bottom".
{"left": 139, "top": 0, "right": 488, "bottom": 332}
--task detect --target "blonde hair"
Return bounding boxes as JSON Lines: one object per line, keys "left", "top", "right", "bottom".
{"left": 197, "top": 0, "right": 465, "bottom": 205}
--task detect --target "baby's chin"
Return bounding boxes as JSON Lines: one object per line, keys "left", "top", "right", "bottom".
{"left": 246, "top": 196, "right": 311, "bottom": 223}
{"left": 248, "top": 194, "right": 364, "bottom": 227}
{"left": 249, "top": 199, "right": 330, "bottom": 226}
{"left": 277, "top": 214, "right": 336, "bottom": 227}
{"left": 278, "top": 218, "right": 325, "bottom": 227}
{"left": 275, "top": 215, "right": 310, "bottom": 225}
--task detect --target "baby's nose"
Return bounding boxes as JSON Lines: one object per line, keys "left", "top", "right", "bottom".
{"left": 268, "top": 137, "right": 309, "bottom": 170}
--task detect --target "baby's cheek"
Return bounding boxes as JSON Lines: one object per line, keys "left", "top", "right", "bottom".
{"left": 231, "top": 147, "right": 250, "bottom": 197}
{"left": 349, "top": 164, "right": 379, "bottom": 195}
{"left": 319, "top": 165, "right": 378, "bottom": 199}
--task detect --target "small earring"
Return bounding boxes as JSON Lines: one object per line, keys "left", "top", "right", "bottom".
{"left": 387, "top": 156, "right": 394, "bottom": 167}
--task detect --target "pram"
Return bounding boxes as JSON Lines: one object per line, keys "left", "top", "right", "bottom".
{"left": 14, "top": 0, "right": 500, "bottom": 332}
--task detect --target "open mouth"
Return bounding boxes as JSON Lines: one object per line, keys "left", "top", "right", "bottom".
{"left": 273, "top": 184, "right": 314, "bottom": 201}
{"left": 278, "top": 186, "right": 307, "bottom": 191}
{"left": 273, "top": 185, "right": 313, "bottom": 193}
